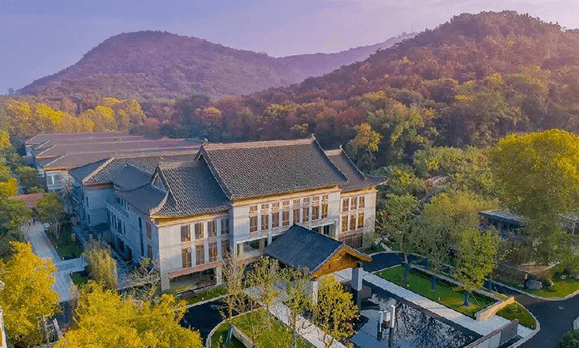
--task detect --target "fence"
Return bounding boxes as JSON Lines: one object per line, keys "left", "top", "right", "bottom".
{"left": 464, "top": 320, "right": 519, "bottom": 348}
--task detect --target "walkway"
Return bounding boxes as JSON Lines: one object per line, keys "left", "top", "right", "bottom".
{"left": 22, "top": 222, "right": 87, "bottom": 303}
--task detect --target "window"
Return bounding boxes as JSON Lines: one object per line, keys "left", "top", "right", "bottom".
{"left": 312, "top": 196, "right": 320, "bottom": 221}
{"left": 282, "top": 200, "right": 290, "bottom": 227}
{"left": 146, "top": 223, "right": 152, "bottom": 239}
{"left": 272, "top": 203, "right": 280, "bottom": 229}
{"left": 351, "top": 197, "right": 357, "bottom": 211}
{"left": 350, "top": 214, "right": 357, "bottom": 231}
{"left": 261, "top": 214, "right": 269, "bottom": 231}
{"left": 138, "top": 217, "right": 142, "bottom": 231}
{"left": 250, "top": 216, "right": 258, "bottom": 233}
{"left": 321, "top": 195, "right": 328, "bottom": 219}
{"left": 195, "top": 222, "right": 204, "bottom": 239}
{"left": 250, "top": 205, "right": 258, "bottom": 215}
{"left": 222, "top": 239, "right": 230, "bottom": 256}
{"left": 358, "top": 213, "right": 364, "bottom": 229}
{"left": 147, "top": 244, "right": 153, "bottom": 259}
{"left": 342, "top": 198, "right": 349, "bottom": 213}
{"left": 208, "top": 220, "right": 217, "bottom": 237}
{"left": 85, "top": 196, "right": 89, "bottom": 207}
{"left": 181, "top": 225, "right": 191, "bottom": 242}
{"left": 341, "top": 216, "right": 348, "bottom": 232}
{"left": 293, "top": 199, "right": 300, "bottom": 224}
{"left": 209, "top": 242, "right": 218, "bottom": 263}
{"left": 196, "top": 245, "right": 205, "bottom": 265}
{"left": 221, "top": 218, "right": 229, "bottom": 235}
{"left": 359, "top": 196, "right": 365, "bottom": 209}
{"left": 181, "top": 247, "right": 192, "bottom": 268}
{"left": 117, "top": 220, "right": 122, "bottom": 234}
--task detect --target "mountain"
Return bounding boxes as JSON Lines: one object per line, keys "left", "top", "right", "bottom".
{"left": 18, "top": 31, "right": 413, "bottom": 101}
{"left": 169, "top": 11, "right": 579, "bottom": 166}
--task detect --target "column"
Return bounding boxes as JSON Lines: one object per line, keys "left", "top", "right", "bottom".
{"left": 352, "top": 262, "right": 363, "bottom": 292}
{"left": 215, "top": 266, "right": 223, "bottom": 285}
{"left": 311, "top": 279, "right": 319, "bottom": 304}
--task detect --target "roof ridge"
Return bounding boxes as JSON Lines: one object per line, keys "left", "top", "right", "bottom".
{"left": 203, "top": 138, "right": 313, "bottom": 150}
{"left": 149, "top": 169, "right": 171, "bottom": 215}
{"left": 83, "top": 157, "right": 115, "bottom": 184}
{"left": 311, "top": 139, "right": 348, "bottom": 183}
{"left": 112, "top": 149, "right": 198, "bottom": 159}
{"left": 157, "top": 160, "right": 200, "bottom": 169}
{"left": 197, "top": 149, "right": 234, "bottom": 199}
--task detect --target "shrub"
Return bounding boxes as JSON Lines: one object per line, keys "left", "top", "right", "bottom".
{"left": 558, "top": 330, "right": 579, "bottom": 348}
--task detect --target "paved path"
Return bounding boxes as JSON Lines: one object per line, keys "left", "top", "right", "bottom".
{"left": 22, "top": 222, "right": 87, "bottom": 303}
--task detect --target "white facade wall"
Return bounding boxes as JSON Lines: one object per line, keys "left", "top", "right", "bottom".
{"left": 84, "top": 187, "right": 114, "bottom": 226}
{"left": 108, "top": 199, "right": 147, "bottom": 264}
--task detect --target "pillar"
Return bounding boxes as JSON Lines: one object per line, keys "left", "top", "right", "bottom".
{"left": 311, "top": 279, "right": 319, "bottom": 304}
{"left": 352, "top": 262, "right": 363, "bottom": 292}
{"left": 215, "top": 266, "right": 223, "bottom": 285}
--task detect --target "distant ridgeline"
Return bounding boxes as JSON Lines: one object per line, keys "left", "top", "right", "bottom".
{"left": 18, "top": 30, "right": 414, "bottom": 101}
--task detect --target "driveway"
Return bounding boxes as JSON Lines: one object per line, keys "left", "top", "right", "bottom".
{"left": 364, "top": 251, "right": 579, "bottom": 348}
{"left": 181, "top": 300, "right": 226, "bottom": 342}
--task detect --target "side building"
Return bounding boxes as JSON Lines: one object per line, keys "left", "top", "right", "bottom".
{"left": 70, "top": 137, "right": 383, "bottom": 291}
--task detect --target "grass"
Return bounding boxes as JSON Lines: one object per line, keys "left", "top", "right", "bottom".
{"left": 496, "top": 302, "right": 536, "bottom": 329}
{"left": 70, "top": 272, "right": 89, "bottom": 286}
{"left": 377, "top": 266, "right": 496, "bottom": 318}
{"left": 184, "top": 285, "right": 228, "bottom": 305}
{"left": 212, "top": 311, "right": 314, "bottom": 348}
{"left": 525, "top": 276, "right": 579, "bottom": 298}
{"left": 48, "top": 228, "right": 83, "bottom": 260}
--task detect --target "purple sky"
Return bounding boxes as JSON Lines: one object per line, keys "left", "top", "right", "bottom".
{"left": 1, "top": 0, "right": 577, "bottom": 95}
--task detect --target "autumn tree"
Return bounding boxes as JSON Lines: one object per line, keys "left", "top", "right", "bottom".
{"left": 491, "top": 129, "right": 579, "bottom": 264}
{"left": 349, "top": 122, "right": 382, "bottom": 170}
{"left": 35, "top": 193, "right": 65, "bottom": 240}
{"left": 312, "top": 277, "right": 358, "bottom": 348}
{"left": 54, "top": 282, "right": 202, "bottom": 348}
{"left": 82, "top": 239, "right": 118, "bottom": 290}
{"left": 0, "top": 242, "right": 59, "bottom": 346}
{"left": 454, "top": 229, "right": 500, "bottom": 306}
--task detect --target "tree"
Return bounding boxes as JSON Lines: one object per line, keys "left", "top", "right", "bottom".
{"left": 54, "top": 282, "right": 203, "bottom": 348}
{"left": 16, "top": 166, "right": 42, "bottom": 193}
{"left": 82, "top": 239, "right": 118, "bottom": 290}
{"left": 312, "top": 277, "right": 358, "bottom": 348}
{"left": 376, "top": 193, "right": 419, "bottom": 279}
{"left": 349, "top": 122, "right": 382, "bottom": 170}
{"left": 0, "top": 197, "right": 32, "bottom": 249}
{"left": 35, "top": 193, "right": 65, "bottom": 240}
{"left": 0, "top": 242, "right": 59, "bottom": 346}
{"left": 0, "top": 129, "right": 11, "bottom": 153}
{"left": 221, "top": 251, "right": 245, "bottom": 324}
{"left": 281, "top": 268, "right": 312, "bottom": 348}
{"left": 454, "top": 229, "right": 500, "bottom": 306}
{"left": 247, "top": 256, "right": 280, "bottom": 315}
{"left": 0, "top": 178, "right": 17, "bottom": 197}
{"left": 491, "top": 129, "right": 579, "bottom": 264}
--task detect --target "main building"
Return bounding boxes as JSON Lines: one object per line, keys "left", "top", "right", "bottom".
{"left": 70, "top": 136, "right": 383, "bottom": 291}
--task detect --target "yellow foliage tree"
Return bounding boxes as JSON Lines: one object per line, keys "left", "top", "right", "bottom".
{"left": 0, "top": 242, "right": 59, "bottom": 346}
{"left": 0, "top": 129, "right": 11, "bottom": 152}
{"left": 0, "top": 178, "right": 18, "bottom": 197}
{"left": 55, "top": 283, "right": 203, "bottom": 348}
{"left": 81, "top": 106, "right": 117, "bottom": 132}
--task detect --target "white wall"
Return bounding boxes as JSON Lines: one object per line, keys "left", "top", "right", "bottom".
{"left": 84, "top": 187, "right": 115, "bottom": 226}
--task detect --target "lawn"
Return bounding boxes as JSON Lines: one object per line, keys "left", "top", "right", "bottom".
{"left": 525, "top": 277, "right": 579, "bottom": 298}
{"left": 184, "top": 285, "right": 228, "bottom": 305}
{"left": 377, "top": 266, "right": 496, "bottom": 318}
{"left": 212, "top": 311, "right": 314, "bottom": 348}
{"left": 48, "top": 228, "right": 83, "bottom": 260}
{"left": 496, "top": 302, "right": 536, "bottom": 329}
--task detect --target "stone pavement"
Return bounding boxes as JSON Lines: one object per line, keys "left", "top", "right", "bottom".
{"left": 22, "top": 222, "right": 87, "bottom": 303}
{"left": 362, "top": 271, "right": 534, "bottom": 339}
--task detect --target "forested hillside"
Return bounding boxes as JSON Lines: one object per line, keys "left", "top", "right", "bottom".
{"left": 18, "top": 31, "right": 411, "bottom": 102}
{"left": 163, "top": 11, "right": 579, "bottom": 170}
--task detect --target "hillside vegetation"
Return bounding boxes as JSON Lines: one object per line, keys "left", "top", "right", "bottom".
{"left": 19, "top": 31, "right": 412, "bottom": 102}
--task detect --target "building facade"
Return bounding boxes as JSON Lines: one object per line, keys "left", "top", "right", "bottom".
{"left": 71, "top": 137, "right": 383, "bottom": 291}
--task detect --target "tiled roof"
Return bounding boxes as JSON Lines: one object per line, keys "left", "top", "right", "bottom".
{"left": 69, "top": 159, "right": 111, "bottom": 183}
{"left": 32, "top": 135, "right": 143, "bottom": 150}
{"left": 199, "top": 138, "right": 347, "bottom": 200}
{"left": 26, "top": 132, "right": 127, "bottom": 145}
{"left": 112, "top": 165, "right": 152, "bottom": 191}
{"left": 325, "top": 148, "right": 385, "bottom": 192}
{"left": 150, "top": 161, "right": 230, "bottom": 217}
{"left": 117, "top": 185, "right": 167, "bottom": 215}
{"left": 35, "top": 138, "right": 199, "bottom": 159}
{"left": 264, "top": 225, "right": 347, "bottom": 274}
{"left": 11, "top": 193, "right": 45, "bottom": 209}
{"left": 479, "top": 210, "right": 524, "bottom": 226}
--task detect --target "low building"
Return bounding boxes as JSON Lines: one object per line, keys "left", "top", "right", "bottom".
{"left": 97, "top": 137, "right": 384, "bottom": 291}
{"left": 25, "top": 132, "right": 200, "bottom": 194}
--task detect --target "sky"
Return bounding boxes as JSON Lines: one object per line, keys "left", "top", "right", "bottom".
{"left": 0, "top": 0, "right": 578, "bottom": 95}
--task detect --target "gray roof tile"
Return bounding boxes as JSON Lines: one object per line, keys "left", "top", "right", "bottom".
{"left": 117, "top": 185, "right": 167, "bottom": 215}
{"left": 200, "top": 138, "right": 347, "bottom": 200}
{"left": 325, "top": 149, "right": 385, "bottom": 192}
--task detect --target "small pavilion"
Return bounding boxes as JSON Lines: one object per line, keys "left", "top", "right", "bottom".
{"left": 265, "top": 224, "right": 371, "bottom": 296}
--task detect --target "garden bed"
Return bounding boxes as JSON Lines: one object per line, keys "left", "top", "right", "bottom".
{"left": 496, "top": 302, "right": 536, "bottom": 329}
{"left": 181, "top": 285, "right": 228, "bottom": 305}
{"left": 377, "top": 266, "right": 497, "bottom": 318}
{"left": 48, "top": 229, "right": 83, "bottom": 260}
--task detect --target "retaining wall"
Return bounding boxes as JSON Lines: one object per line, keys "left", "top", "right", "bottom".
{"left": 475, "top": 296, "right": 515, "bottom": 321}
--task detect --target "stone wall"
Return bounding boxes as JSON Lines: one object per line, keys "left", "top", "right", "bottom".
{"left": 475, "top": 296, "right": 516, "bottom": 321}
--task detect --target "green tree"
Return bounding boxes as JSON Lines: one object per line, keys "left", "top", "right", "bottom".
{"left": 247, "top": 256, "right": 280, "bottom": 316}
{"left": 0, "top": 198, "right": 32, "bottom": 256}
{"left": 0, "top": 242, "right": 59, "bottom": 346}
{"left": 82, "top": 239, "right": 118, "bottom": 290}
{"left": 312, "top": 277, "right": 358, "bottom": 348}
{"left": 376, "top": 193, "right": 419, "bottom": 279}
{"left": 454, "top": 229, "right": 500, "bottom": 306}
{"left": 349, "top": 122, "right": 383, "bottom": 170}
{"left": 15, "top": 166, "right": 42, "bottom": 193}
{"left": 281, "top": 268, "right": 312, "bottom": 348}
{"left": 491, "top": 129, "right": 579, "bottom": 264}
{"left": 54, "top": 282, "right": 202, "bottom": 348}
{"left": 35, "top": 193, "right": 65, "bottom": 240}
